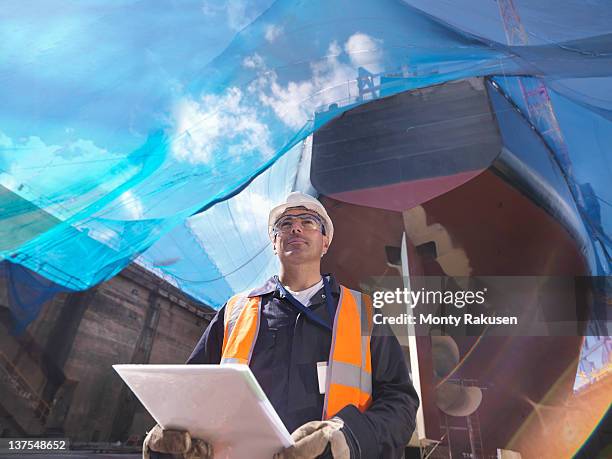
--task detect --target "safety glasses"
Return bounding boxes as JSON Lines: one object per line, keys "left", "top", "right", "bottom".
{"left": 273, "top": 213, "right": 326, "bottom": 235}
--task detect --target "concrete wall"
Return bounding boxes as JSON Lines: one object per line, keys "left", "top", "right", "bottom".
{"left": 0, "top": 263, "right": 214, "bottom": 443}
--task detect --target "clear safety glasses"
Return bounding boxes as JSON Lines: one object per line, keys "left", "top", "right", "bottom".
{"left": 273, "top": 213, "right": 326, "bottom": 235}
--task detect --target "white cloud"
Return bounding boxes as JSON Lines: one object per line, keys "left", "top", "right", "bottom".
{"left": 232, "top": 189, "right": 276, "bottom": 234}
{"left": 264, "top": 24, "right": 283, "bottom": 43}
{"left": 172, "top": 87, "right": 274, "bottom": 164}
{"left": 328, "top": 40, "right": 342, "bottom": 57}
{"left": 0, "top": 131, "right": 114, "bottom": 199}
{"left": 55, "top": 138, "right": 103, "bottom": 160}
{"left": 257, "top": 75, "right": 318, "bottom": 129}
{"left": 118, "top": 190, "right": 144, "bottom": 220}
{"left": 242, "top": 53, "right": 265, "bottom": 69}
{"left": 344, "top": 32, "right": 384, "bottom": 72}
{"left": 254, "top": 34, "right": 383, "bottom": 129}
{"left": 174, "top": 33, "right": 384, "bottom": 156}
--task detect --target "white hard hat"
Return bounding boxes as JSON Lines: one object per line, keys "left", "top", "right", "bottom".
{"left": 268, "top": 192, "right": 334, "bottom": 244}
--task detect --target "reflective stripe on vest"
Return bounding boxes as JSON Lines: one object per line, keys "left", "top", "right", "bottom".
{"left": 219, "top": 286, "right": 373, "bottom": 419}
{"left": 220, "top": 294, "right": 262, "bottom": 365}
{"left": 323, "top": 287, "right": 373, "bottom": 419}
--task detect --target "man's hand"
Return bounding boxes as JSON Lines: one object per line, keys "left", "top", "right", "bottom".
{"left": 142, "top": 425, "right": 213, "bottom": 459}
{"left": 274, "top": 418, "right": 350, "bottom": 459}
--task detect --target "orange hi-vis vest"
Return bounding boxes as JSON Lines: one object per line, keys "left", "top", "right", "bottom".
{"left": 220, "top": 285, "right": 373, "bottom": 420}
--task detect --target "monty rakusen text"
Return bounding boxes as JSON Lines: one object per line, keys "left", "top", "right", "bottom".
{"left": 371, "top": 288, "right": 518, "bottom": 326}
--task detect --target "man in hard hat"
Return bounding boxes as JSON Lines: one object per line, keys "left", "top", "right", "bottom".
{"left": 144, "top": 192, "right": 419, "bottom": 459}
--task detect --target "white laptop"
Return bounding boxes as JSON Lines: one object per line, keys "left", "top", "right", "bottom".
{"left": 113, "top": 364, "right": 294, "bottom": 459}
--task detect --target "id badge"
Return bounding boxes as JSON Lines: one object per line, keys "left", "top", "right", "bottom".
{"left": 317, "top": 361, "right": 327, "bottom": 394}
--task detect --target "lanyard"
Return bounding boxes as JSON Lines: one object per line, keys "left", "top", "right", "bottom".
{"left": 274, "top": 275, "right": 335, "bottom": 331}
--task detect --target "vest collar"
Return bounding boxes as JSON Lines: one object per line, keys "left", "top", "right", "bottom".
{"left": 247, "top": 273, "right": 341, "bottom": 300}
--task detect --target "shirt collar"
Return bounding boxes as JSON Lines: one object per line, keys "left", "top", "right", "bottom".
{"left": 247, "top": 273, "right": 341, "bottom": 298}
{"left": 247, "top": 276, "right": 277, "bottom": 297}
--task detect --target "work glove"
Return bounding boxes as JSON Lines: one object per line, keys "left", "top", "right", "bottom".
{"left": 274, "top": 418, "right": 350, "bottom": 459}
{"left": 142, "top": 424, "right": 213, "bottom": 459}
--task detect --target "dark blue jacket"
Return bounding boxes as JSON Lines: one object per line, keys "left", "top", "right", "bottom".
{"left": 188, "top": 274, "right": 419, "bottom": 459}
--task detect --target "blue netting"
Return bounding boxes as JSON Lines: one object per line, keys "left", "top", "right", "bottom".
{"left": 0, "top": 0, "right": 505, "bottom": 292}
{"left": 1, "top": 0, "right": 610, "bottom": 318}
{"left": 0, "top": 261, "right": 69, "bottom": 333}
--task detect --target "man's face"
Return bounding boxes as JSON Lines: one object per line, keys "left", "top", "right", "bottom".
{"left": 272, "top": 208, "right": 330, "bottom": 265}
